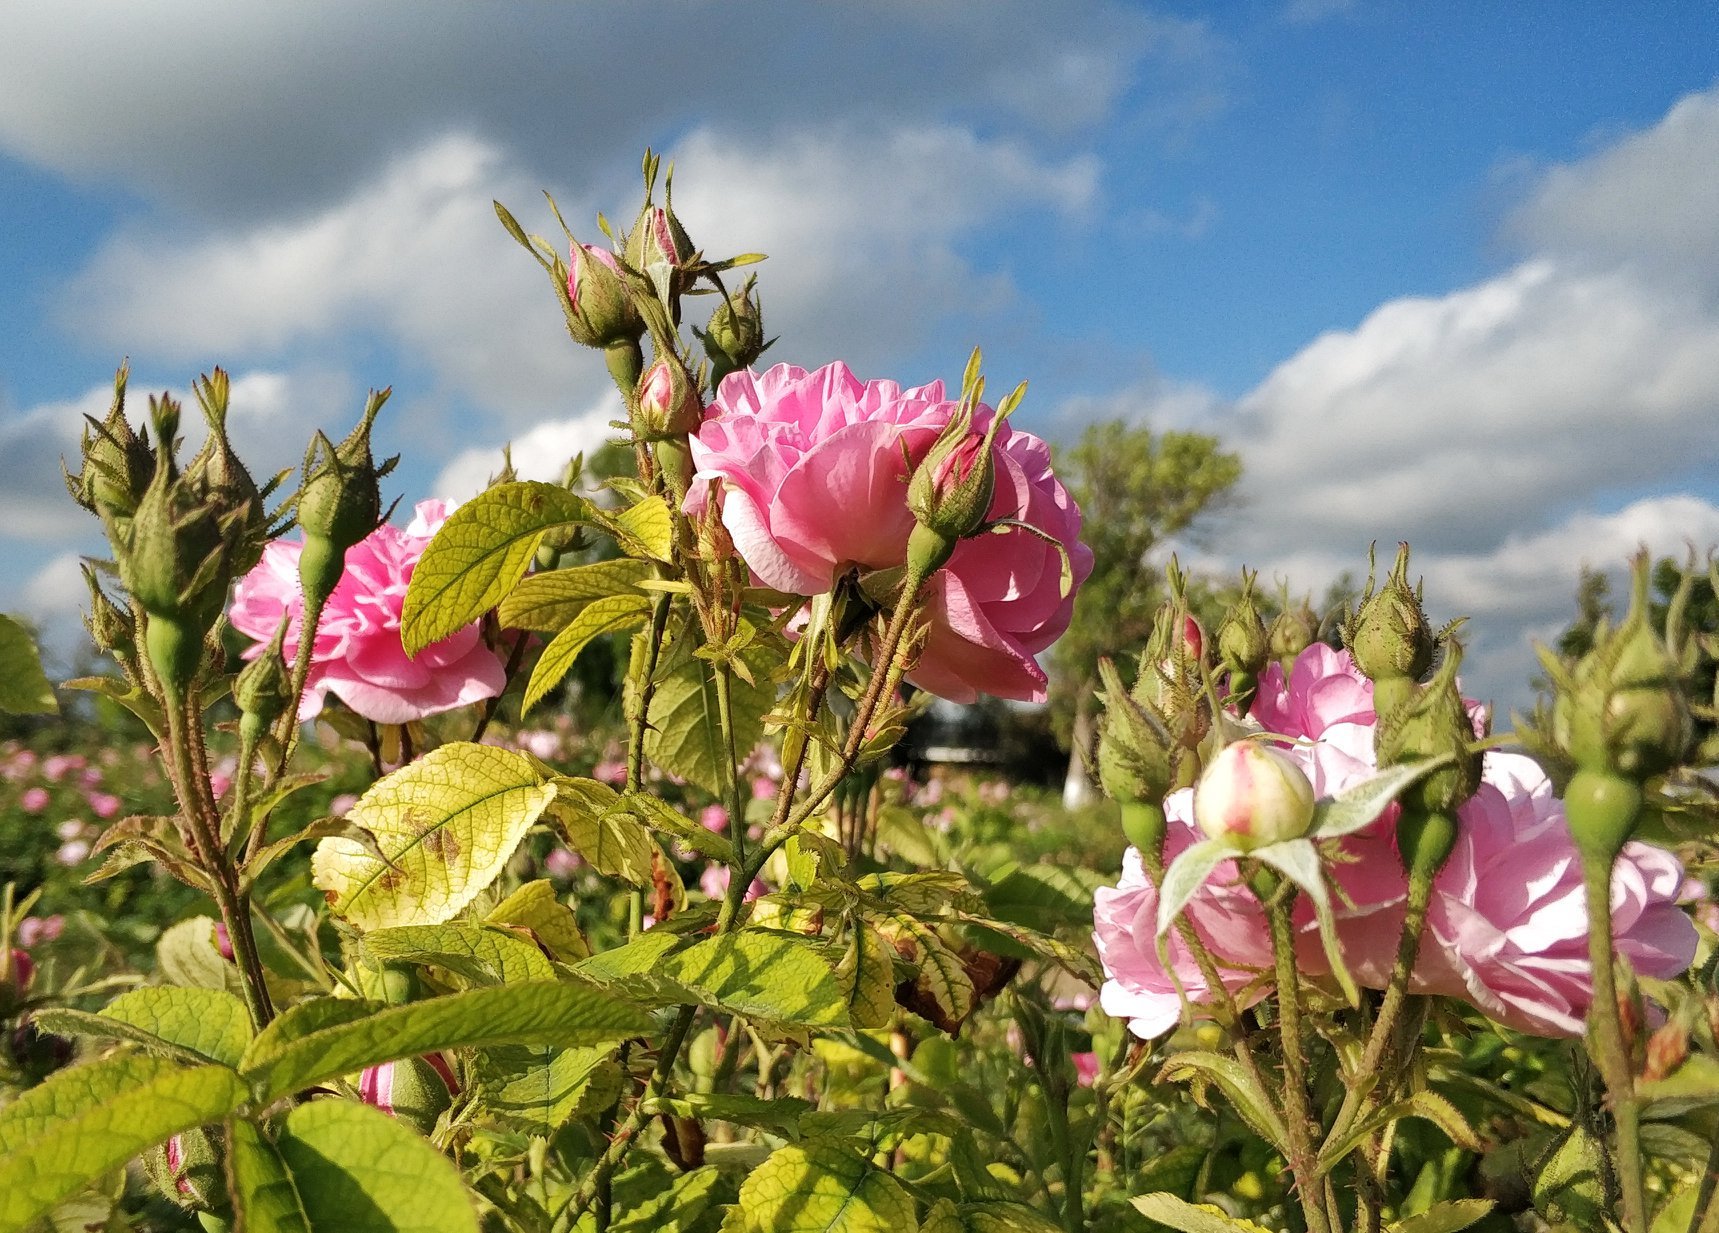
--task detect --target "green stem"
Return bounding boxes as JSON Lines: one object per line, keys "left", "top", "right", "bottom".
{"left": 1267, "top": 880, "right": 1333, "bottom": 1233}
{"left": 626, "top": 591, "right": 674, "bottom": 792}
{"left": 712, "top": 663, "right": 748, "bottom": 871}
{"left": 1582, "top": 849, "right": 1650, "bottom": 1233}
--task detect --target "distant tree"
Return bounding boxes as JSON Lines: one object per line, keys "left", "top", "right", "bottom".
{"left": 1050, "top": 419, "right": 1242, "bottom": 802}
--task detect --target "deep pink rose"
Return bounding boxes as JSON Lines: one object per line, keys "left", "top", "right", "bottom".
{"left": 1095, "top": 643, "right": 1697, "bottom": 1038}
{"left": 229, "top": 500, "right": 507, "bottom": 724}
{"left": 686, "top": 362, "right": 1092, "bottom": 703}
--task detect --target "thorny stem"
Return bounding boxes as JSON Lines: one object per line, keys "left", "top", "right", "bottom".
{"left": 1266, "top": 879, "right": 1332, "bottom": 1233}
{"left": 713, "top": 663, "right": 748, "bottom": 870}
{"left": 626, "top": 590, "right": 674, "bottom": 793}
{"left": 1582, "top": 850, "right": 1650, "bottom": 1233}
{"left": 164, "top": 694, "right": 274, "bottom": 1030}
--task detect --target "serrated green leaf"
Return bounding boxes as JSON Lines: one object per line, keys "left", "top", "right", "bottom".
{"left": 1386, "top": 1199, "right": 1495, "bottom": 1233}
{"left": 1156, "top": 1051, "right": 1288, "bottom": 1152}
{"left": 1310, "top": 756, "right": 1454, "bottom": 839}
{"left": 836, "top": 923, "right": 897, "bottom": 1030}
{"left": 610, "top": 495, "right": 675, "bottom": 562}
{"left": 1318, "top": 1089, "right": 1481, "bottom": 1175}
{"left": 402, "top": 480, "right": 595, "bottom": 655}
{"left": 0, "top": 1055, "right": 248, "bottom": 1233}
{"left": 361, "top": 922, "right": 556, "bottom": 985}
{"left": 498, "top": 558, "right": 657, "bottom": 631}
{"left": 36, "top": 986, "right": 251, "bottom": 1068}
{"left": 623, "top": 791, "right": 733, "bottom": 862}
{"left": 723, "top": 1142, "right": 915, "bottom": 1233}
{"left": 853, "top": 871, "right": 973, "bottom": 915}
{"left": 523, "top": 594, "right": 651, "bottom": 714}
{"left": 611, "top": 1165, "right": 725, "bottom": 1233}
{"left": 983, "top": 863, "right": 1101, "bottom": 931}
{"left": 0, "top": 614, "right": 56, "bottom": 714}
{"left": 486, "top": 879, "right": 590, "bottom": 962}
{"left": 1129, "top": 1195, "right": 1277, "bottom": 1233}
{"left": 474, "top": 1044, "right": 620, "bottom": 1134}
{"left": 312, "top": 742, "right": 555, "bottom": 930}
{"left": 661, "top": 930, "right": 849, "bottom": 1027}
{"left": 239, "top": 982, "right": 650, "bottom": 1105}
{"left": 645, "top": 637, "right": 777, "bottom": 798}
{"left": 240, "top": 1098, "right": 479, "bottom": 1233}
{"left": 156, "top": 915, "right": 243, "bottom": 993}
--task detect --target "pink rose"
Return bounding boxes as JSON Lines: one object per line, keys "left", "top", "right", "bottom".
{"left": 1095, "top": 644, "right": 1698, "bottom": 1039}
{"left": 685, "top": 362, "right": 1092, "bottom": 703}
{"left": 19, "top": 786, "right": 48, "bottom": 814}
{"left": 86, "top": 791, "right": 121, "bottom": 819}
{"left": 229, "top": 499, "right": 507, "bottom": 724}
{"left": 1071, "top": 1051, "right": 1101, "bottom": 1088}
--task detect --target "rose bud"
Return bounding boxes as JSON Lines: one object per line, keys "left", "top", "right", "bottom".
{"left": 358, "top": 1054, "right": 459, "bottom": 1133}
{"left": 3, "top": 948, "right": 34, "bottom": 1006}
{"left": 1269, "top": 594, "right": 1319, "bottom": 680}
{"left": 564, "top": 241, "right": 643, "bottom": 350}
{"left": 1216, "top": 572, "right": 1270, "bottom": 713}
{"left": 143, "top": 1127, "right": 225, "bottom": 1213}
{"left": 296, "top": 388, "right": 398, "bottom": 610}
{"left": 1344, "top": 543, "right": 1435, "bottom": 718}
{"left": 635, "top": 355, "right": 703, "bottom": 441}
{"left": 699, "top": 276, "right": 769, "bottom": 386}
{"left": 1192, "top": 740, "right": 1315, "bottom": 852}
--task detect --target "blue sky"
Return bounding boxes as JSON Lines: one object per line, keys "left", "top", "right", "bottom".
{"left": 2, "top": 1, "right": 1717, "bottom": 712}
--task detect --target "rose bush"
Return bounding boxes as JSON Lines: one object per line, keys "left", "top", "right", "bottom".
{"left": 1095, "top": 642, "right": 1698, "bottom": 1038}
{"left": 230, "top": 499, "right": 506, "bottom": 723}
{"left": 686, "top": 361, "right": 1093, "bottom": 702}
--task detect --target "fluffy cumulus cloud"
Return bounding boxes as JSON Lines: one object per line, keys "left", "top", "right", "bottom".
{"left": 431, "top": 397, "right": 624, "bottom": 502}
{"left": 1194, "top": 85, "right": 1719, "bottom": 709}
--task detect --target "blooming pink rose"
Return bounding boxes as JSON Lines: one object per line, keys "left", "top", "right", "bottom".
{"left": 229, "top": 500, "right": 507, "bottom": 724}
{"left": 699, "top": 804, "right": 729, "bottom": 833}
{"left": 1095, "top": 643, "right": 1698, "bottom": 1039}
{"left": 685, "top": 362, "right": 1093, "bottom": 703}
{"left": 86, "top": 791, "right": 121, "bottom": 820}
{"left": 18, "top": 786, "right": 48, "bottom": 814}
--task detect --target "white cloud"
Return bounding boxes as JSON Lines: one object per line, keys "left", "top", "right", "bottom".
{"left": 431, "top": 399, "right": 623, "bottom": 502}
{"left": 22, "top": 552, "right": 86, "bottom": 620}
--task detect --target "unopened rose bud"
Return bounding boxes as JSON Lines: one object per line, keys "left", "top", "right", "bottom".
{"left": 624, "top": 201, "right": 693, "bottom": 284}
{"left": 1346, "top": 544, "right": 1435, "bottom": 716}
{"left": 3, "top": 948, "right": 33, "bottom": 1005}
{"left": 905, "top": 381, "right": 1019, "bottom": 578}
{"left": 1269, "top": 595, "right": 1319, "bottom": 676}
{"left": 1376, "top": 643, "right": 1483, "bottom": 815}
{"left": 635, "top": 356, "right": 703, "bottom": 441}
{"left": 1552, "top": 553, "right": 1692, "bottom": 784}
{"left": 297, "top": 389, "right": 397, "bottom": 607}
{"left": 1095, "top": 658, "right": 1176, "bottom": 814}
{"left": 564, "top": 241, "right": 643, "bottom": 350}
{"left": 359, "top": 1055, "right": 459, "bottom": 1132}
{"left": 1217, "top": 573, "right": 1270, "bottom": 712}
{"left": 700, "top": 276, "right": 768, "bottom": 385}
{"left": 144, "top": 1127, "right": 225, "bottom": 1212}
{"left": 81, "top": 563, "right": 135, "bottom": 662}
{"left": 65, "top": 360, "right": 154, "bottom": 524}
{"left": 1193, "top": 740, "right": 1315, "bottom": 851}
{"left": 186, "top": 368, "right": 269, "bottom": 576}
{"left": 235, "top": 620, "right": 293, "bottom": 748}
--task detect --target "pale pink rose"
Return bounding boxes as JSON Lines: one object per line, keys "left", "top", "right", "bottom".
{"left": 685, "top": 362, "right": 1093, "bottom": 703}
{"left": 56, "top": 839, "right": 91, "bottom": 866}
{"left": 514, "top": 729, "right": 563, "bottom": 760}
{"left": 593, "top": 759, "right": 628, "bottom": 787}
{"left": 1096, "top": 643, "right": 1697, "bottom": 1039}
{"left": 545, "top": 847, "right": 582, "bottom": 880}
{"left": 80, "top": 767, "right": 103, "bottom": 787}
{"left": 699, "top": 804, "right": 729, "bottom": 833}
{"left": 329, "top": 793, "right": 360, "bottom": 816}
{"left": 699, "top": 863, "right": 766, "bottom": 903}
{"left": 41, "top": 754, "right": 85, "bottom": 783}
{"left": 230, "top": 499, "right": 507, "bottom": 724}
{"left": 16, "top": 915, "right": 64, "bottom": 947}
{"left": 55, "top": 819, "right": 87, "bottom": 842}
{"left": 18, "top": 787, "right": 49, "bottom": 814}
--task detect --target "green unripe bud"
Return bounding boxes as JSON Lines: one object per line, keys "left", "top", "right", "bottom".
{"left": 1375, "top": 643, "right": 1482, "bottom": 817}
{"left": 81, "top": 564, "right": 135, "bottom": 659}
{"left": 186, "top": 368, "right": 268, "bottom": 576}
{"left": 358, "top": 1055, "right": 459, "bottom": 1133}
{"left": 144, "top": 1127, "right": 226, "bottom": 1213}
{"left": 67, "top": 362, "right": 155, "bottom": 523}
{"left": 1119, "top": 800, "right": 1167, "bottom": 857}
{"left": 700, "top": 277, "right": 767, "bottom": 385}
{"left": 564, "top": 241, "right": 644, "bottom": 349}
{"left": 1347, "top": 543, "right": 1434, "bottom": 685}
{"left": 1550, "top": 555, "right": 1692, "bottom": 781}
{"left": 1562, "top": 768, "right": 1643, "bottom": 865}
{"left": 235, "top": 621, "right": 293, "bottom": 747}
{"left": 297, "top": 389, "right": 395, "bottom": 575}
{"left": 1094, "top": 657, "right": 1176, "bottom": 808}
{"left": 1269, "top": 595, "right": 1319, "bottom": 673}
{"left": 1217, "top": 573, "right": 1270, "bottom": 713}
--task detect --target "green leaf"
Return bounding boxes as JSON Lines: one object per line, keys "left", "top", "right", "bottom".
{"left": 498, "top": 558, "right": 656, "bottom": 631}
{"left": 623, "top": 791, "right": 733, "bottom": 862}
{"left": 312, "top": 742, "right": 555, "bottom": 930}
{"left": 660, "top": 930, "right": 849, "bottom": 1027}
{"left": 0, "top": 614, "right": 56, "bottom": 714}
{"left": 230, "top": 1099, "right": 480, "bottom": 1233}
{"left": 645, "top": 637, "right": 777, "bottom": 798}
{"left": 723, "top": 1141, "right": 915, "bottom": 1233}
{"left": 982, "top": 863, "right": 1101, "bottom": 931}
{"left": 1385, "top": 1199, "right": 1495, "bottom": 1233}
{"left": 401, "top": 480, "right": 595, "bottom": 655}
{"left": 835, "top": 923, "right": 897, "bottom": 1031}
{"left": 0, "top": 1054, "right": 248, "bottom": 1233}
{"left": 879, "top": 914, "right": 973, "bottom": 1033}
{"left": 1154, "top": 839, "right": 1232, "bottom": 937}
{"left": 361, "top": 923, "right": 556, "bottom": 985}
{"left": 549, "top": 778, "right": 660, "bottom": 886}
{"left": 473, "top": 1044, "right": 621, "bottom": 1134}
{"left": 611, "top": 1166, "right": 724, "bottom": 1233}
{"left": 1252, "top": 837, "right": 1357, "bottom": 1005}
{"left": 1130, "top": 1195, "right": 1277, "bottom": 1233}
{"left": 1318, "top": 1090, "right": 1481, "bottom": 1175}
{"left": 239, "top": 981, "right": 650, "bottom": 1105}
{"left": 486, "top": 879, "right": 590, "bottom": 962}
{"left": 1156, "top": 1051, "right": 1289, "bottom": 1152}
{"left": 1309, "top": 756, "right": 1454, "bottom": 840}
{"left": 33, "top": 986, "right": 251, "bottom": 1068}
{"left": 523, "top": 594, "right": 651, "bottom": 714}
{"left": 645, "top": 1092, "right": 812, "bottom": 1140}
{"left": 610, "top": 494, "right": 675, "bottom": 562}
{"left": 943, "top": 1201, "right": 1066, "bottom": 1232}
{"left": 156, "top": 915, "right": 243, "bottom": 993}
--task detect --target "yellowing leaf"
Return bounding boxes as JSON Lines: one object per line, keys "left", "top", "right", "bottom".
{"left": 401, "top": 481, "right": 595, "bottom": 655}
{"left": 361, "top": 923, "right": 556, "bottom": 985}
{"left": 724, "top": 1142, "right": 914, "bottom": 1233}
{"left": 522, "top": 594, "right": 651, "bottom": 714}
{"left": 498, "top": 558, "right": 656, "bottom": 632}
{"left": 312, "top": 742, "right": 554, "bottom": 931}
{"left": 661, "top": 930, "right": 848, "bottom": 1028}
{"left": 835, "top": 923, "right": 897, "bottom": 1030}
{"left": 610, "top": 494, "right": 675, "bottom": 561}
{"left": 486, "top": 879, "right": 590, "bottom": 962}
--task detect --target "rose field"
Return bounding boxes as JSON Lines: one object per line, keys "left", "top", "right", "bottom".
{"left": 2, "top": 103, "right": 1719, "bottom": 1233}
